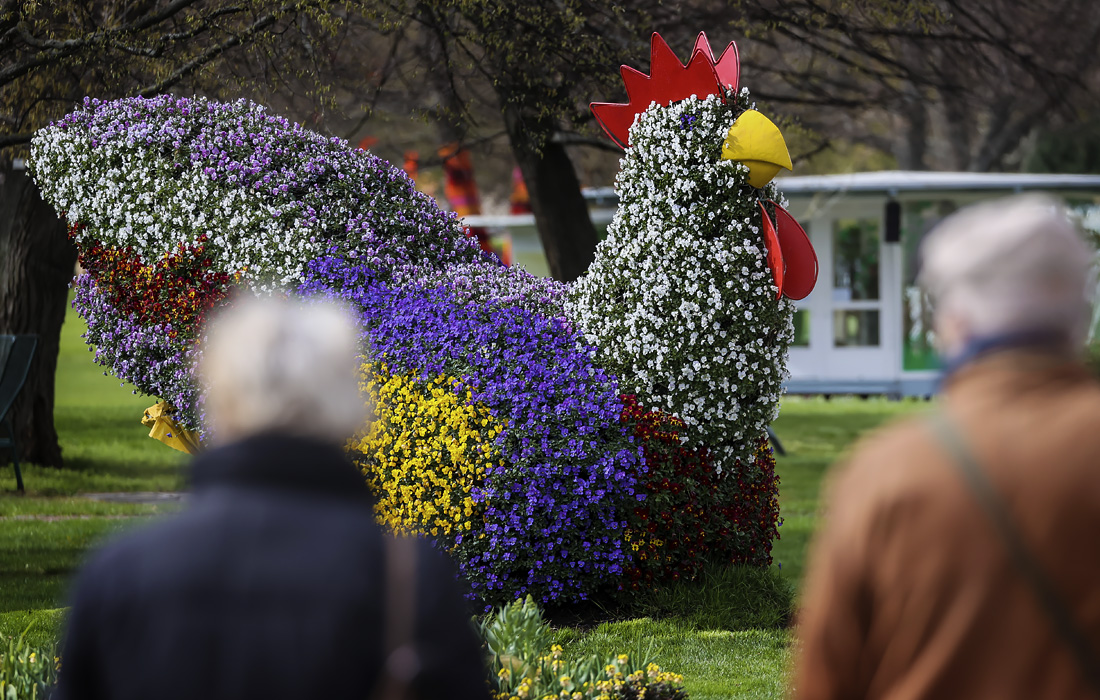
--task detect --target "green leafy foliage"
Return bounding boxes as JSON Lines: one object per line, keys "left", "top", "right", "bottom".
{"left": 0, "top": 626, "right": 58, "bottom": 700}
{"left": 481, "top": 597, "right": 689, "bottom": 700}
{"left": 0, "top": 0, "right": 338, "bottom": 150}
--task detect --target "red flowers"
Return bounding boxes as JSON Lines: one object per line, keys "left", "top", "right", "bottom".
{"left": 76, "top": 226, "right": 236, "bottom": 336}
{"left": 620, "top": 395, "right": 781, "bottom": 587}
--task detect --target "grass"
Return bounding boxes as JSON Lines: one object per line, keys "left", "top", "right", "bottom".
{"left": 630, "top": 565, "right": 796, "bottom": 632}
{"left": 1, "top": 296, "right": 188, "bottom": 637}
{"left": 0, "top": 609, "right": 65, "bottom": 650}
{"left": 768, "top": 396, "right": 929, "bottom": 583}
{"left": 48, "top": 288, "right": 186, "bottom": 495}
{"left": 560, "top": 620, "right": 792, "bottom": 700}
{"left": 0, "top": 296, "right": 928, "bottom": 697}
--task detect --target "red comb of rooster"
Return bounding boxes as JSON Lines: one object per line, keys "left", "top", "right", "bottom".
{"left": 591, "top": 32, "right": 740, "bottom": 149}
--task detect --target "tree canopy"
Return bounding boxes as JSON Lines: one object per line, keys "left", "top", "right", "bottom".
{"left": 0, "top": 0, "right": 334, "bottom": 149}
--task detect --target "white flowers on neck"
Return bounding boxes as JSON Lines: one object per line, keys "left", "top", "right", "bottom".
{"left": 569, "top": 93, "right": 794, "bottom": 470}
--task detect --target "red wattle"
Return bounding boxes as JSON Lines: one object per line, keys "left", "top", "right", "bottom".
{"left": 758, "top": 201, "right": 785, "bottom": 300}
{"left": 768, "top": 201, "right": 818, "bottom": 301}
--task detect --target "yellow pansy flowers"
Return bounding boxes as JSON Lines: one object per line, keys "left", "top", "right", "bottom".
{"left": 351, "top": 363, "right": 505, "bottom": 540}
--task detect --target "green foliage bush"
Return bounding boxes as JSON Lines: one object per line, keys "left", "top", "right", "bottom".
{"left": 0, "top": 628, "right": 57, "bottom": 700}
{"left": 482, "top": 597, "right": 688, "bottom": 700}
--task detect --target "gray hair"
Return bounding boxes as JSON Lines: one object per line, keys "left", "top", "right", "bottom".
{"left": 918, "top": 194, "right": 1094, "bottom": 347}
{"left": 199, "top": 295, "right": 370, "bottom": 445}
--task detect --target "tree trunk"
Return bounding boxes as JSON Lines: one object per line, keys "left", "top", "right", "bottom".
{"left": 502, "top": 107, "right": 598, "bottom": 282}
{"left": 895, "top": 90, "right": 928, "bottom": 170}
{"left": 0, "top": 160, "right": 75, "bottom": 469}
{"left": 941, "top": 91, "right": 973, "bottom": 171}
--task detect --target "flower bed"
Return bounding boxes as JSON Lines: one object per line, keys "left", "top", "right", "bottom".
{"left": 305, "top": 256, "right": 642, "bottom": 603}
{"left": 621, "top": 396, "right": 780, "bottom": 587}
{"left": 482, "top": 597, "right": 689, "bottom": 700}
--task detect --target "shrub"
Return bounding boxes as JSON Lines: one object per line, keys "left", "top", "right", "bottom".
{"left": 0, "top": 630, "right": 58, "bottom": 700}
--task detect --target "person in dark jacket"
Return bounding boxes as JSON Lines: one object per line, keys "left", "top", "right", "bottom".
{"left": 56, "top": 296, "right": 490, "bottom": 700}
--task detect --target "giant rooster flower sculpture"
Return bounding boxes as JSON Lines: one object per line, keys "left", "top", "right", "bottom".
{"left": 30, "top": 42, "right": 792, "bottom": 604}
{"left": 591, "top": 32, "right": 817, "bottom": 300}
{"left": 571, "top": 32, "right": 819, "bottom": 470}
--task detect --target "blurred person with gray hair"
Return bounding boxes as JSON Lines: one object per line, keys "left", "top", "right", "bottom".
{"left": 56, "top": 296, "right": 490, "bottom": 700}
{"left": 794, "top": 194, "right": 1100, "bottom": 700}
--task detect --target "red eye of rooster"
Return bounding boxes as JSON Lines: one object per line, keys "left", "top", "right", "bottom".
{"left": 590, "top": 32, "right": 819, "bottom": 301}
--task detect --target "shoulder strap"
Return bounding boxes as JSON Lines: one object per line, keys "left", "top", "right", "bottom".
{"left": 928, "top": 410, "right": 1100, "bottom": 696}
{"left": 371, "top": 535, "right": 420, "bottom": 700}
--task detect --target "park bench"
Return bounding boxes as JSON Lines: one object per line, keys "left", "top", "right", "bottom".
{"left": 0, "top": 334, "right": 36, "bottom": 493}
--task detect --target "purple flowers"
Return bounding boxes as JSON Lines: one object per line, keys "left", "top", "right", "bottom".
{"left": 33, "top": 94, "right": 483, "bottom": 285}
{"left": 303, "top": 256, "right": 644, "bottom": 604}
{"left": 72, "top": 274, "right": 200, "bottom": 425}
{"left": 35, "top": 94, "right": 484, "bottom": 431}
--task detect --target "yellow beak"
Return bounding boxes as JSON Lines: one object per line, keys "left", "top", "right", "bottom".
{"left": 721, "top": 110, "right": 793, "bottom": 189}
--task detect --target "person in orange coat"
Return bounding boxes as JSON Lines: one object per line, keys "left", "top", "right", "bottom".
{"left": 793, "top": 194, "right": 1100, "bottom": 699}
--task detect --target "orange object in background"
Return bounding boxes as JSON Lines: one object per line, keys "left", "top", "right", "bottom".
{"left": 510, "top": 166, "right": 532, "bottom": 214}
{"left": 439, "top": 144, "right": 482, "bottom": 218}
{"left": 356, "top": 140, "right": 510, "bottom": 264}
{"left": 439, "top": 143, "right": 511, "bottom": 265}
{"left": 403, "top": 151, "right": 419, "bottom": 184}
{"left": 492, "top": 234, "right": 513, "bottom": 267}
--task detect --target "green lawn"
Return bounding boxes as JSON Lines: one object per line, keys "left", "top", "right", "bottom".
{"left": 0, "top": 298, "right": 926, "bottom": 695}
{"left": 769, "top": 397, "right": 929, "bottom": 584}
{"left": 561, "top": 620, "right": 792, "bottom": 700}
{"left": 50, "top": 295, "right": 186, "bottom": 494}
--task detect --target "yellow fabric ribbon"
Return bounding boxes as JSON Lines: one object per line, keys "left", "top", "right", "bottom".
{"left": 141, "top": 401, "right": 201, "bottom": 454}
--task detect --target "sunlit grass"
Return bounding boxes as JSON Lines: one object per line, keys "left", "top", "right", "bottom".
{"left": 557, "top": 619, "right": 792, "bottom": 700}
{"left": 769, "top": 396, "right": 928, "bottom": 584}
